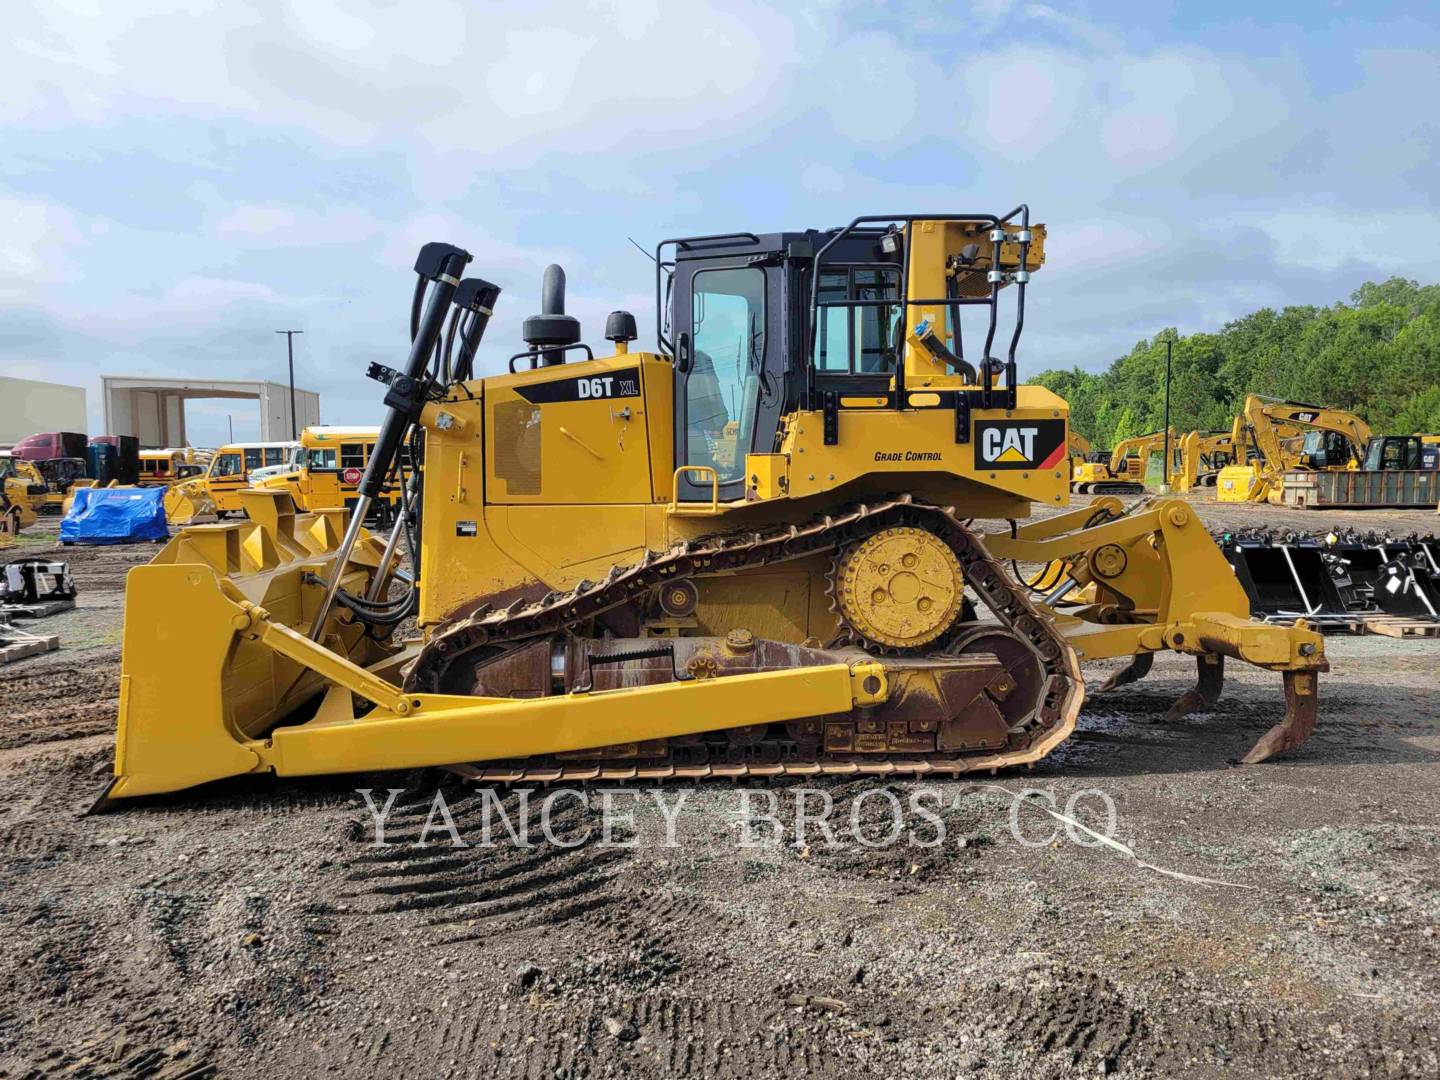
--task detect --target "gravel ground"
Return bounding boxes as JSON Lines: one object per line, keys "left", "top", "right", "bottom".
{"left": 2, "top": 494, "right": 1438, "bottom": 1079}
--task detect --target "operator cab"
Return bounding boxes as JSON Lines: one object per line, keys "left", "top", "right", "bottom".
{"left": 489, "top": 215, "right": 1040, "bottom": 507}
{"left": 658, "top": 216, "right": 1034, "bottom": 502}
{"left": 1363, "top": 434, "right": 1433, "bottom": 471}
{"left": 1297, "top": 430, "right": 1358, "bottom": 470}
{"left": 660, "top": 229, "right": 896, "bottom": 502}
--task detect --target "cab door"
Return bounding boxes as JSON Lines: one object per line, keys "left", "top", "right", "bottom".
{"left": 207, "top": 451, "right": 246, "bottom": 509}
{"left": 671, "top": 259, "right": 785, "bottom": 502}
{"left": 307, "top": 445, "right": 343, "bottom": 509}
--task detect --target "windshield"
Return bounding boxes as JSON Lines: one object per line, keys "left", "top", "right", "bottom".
{"left": 1365, "top": 438, "right": 1416, "bottom": 470}
{"left": 0, "top": 459, "right": 13, "bottom": 480}
{"left": 211, "top": 453, "right": 242, "bottom": 478}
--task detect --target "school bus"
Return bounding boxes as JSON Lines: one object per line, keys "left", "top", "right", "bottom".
{"left": 138, "top": 448, "right": 204, "bottom": 487}
{"left": 259, "top": 426, "right": 403, "bottom": 523}
{"left": 204, "top": 442, "right": 298, "bottom": 515}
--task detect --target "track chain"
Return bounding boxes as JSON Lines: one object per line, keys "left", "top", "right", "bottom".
{"left": 405, "top": 496, "right": 1083, "bottom": 782}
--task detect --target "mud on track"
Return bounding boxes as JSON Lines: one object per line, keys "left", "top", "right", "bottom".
{"left": 2, "top": 500, "right": 1439, "bottom": 1078}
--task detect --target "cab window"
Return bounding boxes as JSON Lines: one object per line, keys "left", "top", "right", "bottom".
{"left": 686, "top": 267, "right": 765, "bottom": 484}
{"left": 813, "top": 267, "right": 901, "bottom": 374}
{"left": 1366, "top": 438, "right": 1418, "bottom": 471}
{"left": 212, "top": 453, "right": 242, "bottom": 478}
{"left": 340, "top": 444, "right": 368, "bottom": 470}
{"left": 307, "top": 448, "right": 338, "bottom": 469}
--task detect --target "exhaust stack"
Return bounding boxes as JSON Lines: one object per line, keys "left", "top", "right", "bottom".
{"left": 522, "top": 263, "right": 581, "bottom": 365}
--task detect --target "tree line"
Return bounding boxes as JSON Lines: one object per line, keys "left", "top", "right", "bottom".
{"left": 1032, "top": 277, "right": 1440, "bottom": 451}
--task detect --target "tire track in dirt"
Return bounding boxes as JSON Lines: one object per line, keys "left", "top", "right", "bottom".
{"left": 340, "top": 787, "right": 627, "bottom": 934}
{"left": 329, "top": 991, "right": 869, "bottom": 1079}
{"left": 955, "top": 960, "right": 1440, "bottom": 1077}
{"left": 0, "top": 654, "right": 120, "bottom": 750}
{"left": 0, "top": 1004, "right": 217, "bottom": 1079}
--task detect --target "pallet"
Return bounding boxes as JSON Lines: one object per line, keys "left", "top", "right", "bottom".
{"left": 0, "top": 621, "right": 60, "bottom": 663}
{"left": 1258, "top": 613, "right": 1368, "bottom": 634}
{"left": 0, "top": 599, "right": 76, "bottom": 619}
{"left": 1361, "top": 616, "right": 1440, "bottom": 639}
{"left": 1258, "top": 612, "right": 1440, "bottom": 637}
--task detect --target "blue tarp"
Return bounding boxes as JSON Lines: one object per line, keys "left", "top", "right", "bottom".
{"left": 60, "top": 487, "right": 169, "bottom": 545}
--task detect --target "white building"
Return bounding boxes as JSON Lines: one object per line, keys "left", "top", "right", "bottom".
{"left": 102, "top": 376, "right": 320, "bottom": 447}
{"left": 0, "top": 375, "right": 88, "bottom": 445}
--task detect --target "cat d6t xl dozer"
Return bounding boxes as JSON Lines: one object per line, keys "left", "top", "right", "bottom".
{"left": 101, "top": 210, "right": 1326, "bottom": 804}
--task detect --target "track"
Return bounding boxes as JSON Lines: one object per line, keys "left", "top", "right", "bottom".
{"left": 407, "top": 496, "right": 1084, "bottom": 783}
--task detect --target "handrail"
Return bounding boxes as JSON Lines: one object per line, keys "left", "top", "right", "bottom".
{"left": 507, "top": 342, "right": 595, "bottom": 373}
{"left": 668, "top": 465, "right": 719, "bottom": 514}
{"left": 804, "top": 208, "right": 1029, "bottom": 411}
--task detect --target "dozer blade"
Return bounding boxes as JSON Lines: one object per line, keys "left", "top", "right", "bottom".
{"left": 987, "top": 497, "right": 1328, "bottom": 765}
{"left": 107, "top": 490, "right": 394, "bottom": 800}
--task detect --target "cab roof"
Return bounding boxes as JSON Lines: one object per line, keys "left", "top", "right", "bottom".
{"left": 300, "top": 426, "right": 379, "bottom": 446}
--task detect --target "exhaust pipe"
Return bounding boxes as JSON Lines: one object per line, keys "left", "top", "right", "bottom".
{"left": 522, "top": 263, "right": 582, "bottom": 365}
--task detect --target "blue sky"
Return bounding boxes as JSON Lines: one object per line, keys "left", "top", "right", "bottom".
{"left": 2, "top": 0, "right": 1438, "bottom": 444}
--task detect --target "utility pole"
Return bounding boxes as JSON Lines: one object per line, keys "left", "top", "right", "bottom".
{"left": 227, "top": 414, "right": 234, "bottom": 442}
{"left": 1161, "top": 338, "right": 1173, "bottom": 493}
{"left": 276, "top": 330, "right": 304, "bottom": 439}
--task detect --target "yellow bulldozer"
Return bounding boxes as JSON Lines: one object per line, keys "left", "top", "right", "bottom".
{"left": 100, "top": 213, "right": 1326, "bottom": 805}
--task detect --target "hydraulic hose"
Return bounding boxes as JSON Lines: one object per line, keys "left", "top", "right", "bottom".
{"left": 308, "top": 243, "right": 471, "bottom": 640}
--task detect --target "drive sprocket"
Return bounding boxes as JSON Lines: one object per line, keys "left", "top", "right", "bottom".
{"left": 828, "top": 526, "right": 968, "bottom": 652}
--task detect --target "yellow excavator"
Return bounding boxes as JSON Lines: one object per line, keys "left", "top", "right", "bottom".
{"left": 1174, "top": 430, "right": 1235, "bottom": 492}
{"left": 1071, "top": 429, "right": 1177, "bottom": 494}
{"left": 1218, "top": 395, "right": 1371, "bottom": 503}
{"left": 0, "top": 454, "right": 42, "bottom": 536}
{"left": 99, "top": 212, "right": 1326, "bottom": 805}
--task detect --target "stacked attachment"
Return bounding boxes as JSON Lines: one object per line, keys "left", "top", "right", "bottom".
{"left": 1219, "top": 529, "right": 1440, "bottom": 633}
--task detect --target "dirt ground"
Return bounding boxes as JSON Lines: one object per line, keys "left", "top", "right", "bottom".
{"left": 2, "top": 494, "right": 1439, "bottom": 1079}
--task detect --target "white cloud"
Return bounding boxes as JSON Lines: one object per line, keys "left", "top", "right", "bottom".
{"left": 1, "top": 0, "right": 1436, "bottom": 432}
{"left": 0, "top": 194, "right": 87, "bottom": 296}
{"left": 212, "top": 202, "right": 387, "bottom": 247}
{"left": 961, "top": 47, "right": 1088, "bottom": 160}
{"left": 801, "top": 163, "right": 846, "bottom": 195}
{"left": 1241, "top": 209, "right": 1440, "bottom": 274}
{"left": 1043, "top": 216, "right": 1170, "bottom": 273}
{"left": 214, "top": 204, "right": 299, "bottom": 236}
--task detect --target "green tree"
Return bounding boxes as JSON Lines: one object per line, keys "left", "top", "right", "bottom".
{"left": 1032, "top": 278, "right": 1440, "bottom": 447}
